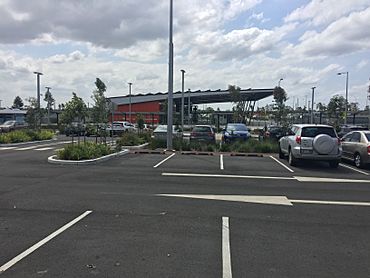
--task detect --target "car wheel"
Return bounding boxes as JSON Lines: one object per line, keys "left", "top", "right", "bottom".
{"left": 278, "top": 144, "right": 284, "bottom": 159}
{"left": 288, "top": 148, "right": 297, "bottom": 166}
{"left": 354, "top": 153, "right": 363, "bottom": 168}
{"left": 329, "top": 160, "right": 339, "bottom": 168}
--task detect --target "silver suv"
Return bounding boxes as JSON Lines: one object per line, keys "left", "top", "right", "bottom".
{"left": 279, "top": 124, "right": 342, "bottom": 168}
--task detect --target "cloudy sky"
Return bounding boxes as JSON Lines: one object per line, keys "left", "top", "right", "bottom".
{"left": 0, "top": 0, "right": 369, "bottom": 110}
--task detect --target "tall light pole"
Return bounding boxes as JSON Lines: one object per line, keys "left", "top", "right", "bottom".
{"left": 278, "top": 78, "right": 283, "bottom": 87}
{"left": 166, "top": 0, "right": 174, "bottom": 150}
{"left": 311, "top": 86, "right": 316, "bottom": 124}
{"left": 188, "top": 88, "right": 191, "bottom": 125}
{"left": 180, "top": 69, "right": 185, "bottom": 131}
{"left": 337, "top": 71, "right": 349, "bottom": 124}
{"left": 45, "top": 86, "right": 52, "bottom": 125}
{"left": 128, "top": 82, "right": 132, "bottom": 123}
{"left": 33, "top": 71, "right": 43, "bottom": 129}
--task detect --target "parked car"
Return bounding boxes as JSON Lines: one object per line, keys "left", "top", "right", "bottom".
{"left": 190, "top": 125, "right": 216, "bottom": 143}
{"left": 0, "top": 120, "right": 28, "bottom": 133}
{"left": 337, "top": 125, "right": 368, "bottom": 138}
{"left": 279, "top": 124, "right": 342, "bottom": 168}
{"left": 106, "top": 121, "right": 136, "bottom": 135}
{"left": 65, "top": 123, "right": 86, "bottom": 136}
{"left": 222, "top": 123, "right": 251, "bottom": 143}
{"left": 341, "top": 130, "right": 370, "bottom": 168}
{"left": 262, "top": 125, "right": 288, "bottom": 140}
{"left": 152, "top": 125, "right": 182, "bottom": 140}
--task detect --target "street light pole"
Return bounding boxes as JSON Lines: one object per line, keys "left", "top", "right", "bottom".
{"left": 337, "top": 71, "right": 349, "bottom": 124}
{"left": 311, "top": 86, "right": 316, "bottom": 124}
{"left": 180, "top": 69, "right": 185, "bottom": 131}
{"left": 33, "top": 71, "right": 43, "bottom": 129}
{"left": 166, "top": 0, "right": 174, "bottom": 150}
{"left": 128, "top": 82, "right": 132, "bottom": 123}
{"left": 188, "top": 88, "right": 191, "bottom": 125}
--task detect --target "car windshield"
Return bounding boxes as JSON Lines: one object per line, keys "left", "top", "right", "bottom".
{"left": 227, "top": 124, "right": 247, "bottom": 131}
{"left": 3, "top": 121, "right": 15, "bottom": 125}
{"left": 301, "top": 127, "right": 336, "bottom": 138}
{"left": 193, "top": 126, "right": 211, "bottom": 132}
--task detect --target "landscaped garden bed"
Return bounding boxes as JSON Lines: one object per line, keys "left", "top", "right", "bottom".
{"left": 0, "top": 130, "right": 54, "bottom": 144}
{"left": 56, "top": 142, "right": 113, "bottom": 160}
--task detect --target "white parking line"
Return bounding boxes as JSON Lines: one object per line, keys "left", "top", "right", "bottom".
{"left": 222, "top": 217, "right": 232, "bottom": 278}
{"left": 162, "top": 172, "right": 295, "bottom": 180}
{"left": 15, "top": 146, "right": 38, "bottom": 150}
{"left": 339, "top": 163, "right": 369, "bottom": 176}
{"left": 0, "top": 147, "right": 17, "bottom": 150}
{"left": 0, "top": 210, "right": 92, "bottom": 273}
{"left": 153, "top": 153, "right": 176, "bottom": 168}
{"left": 34, "top": 147, "right": 55, "bottom": 151}
{"left": 220, "top": 154, "right": 224, "bottom": 170}
{"left": 269, "top": 156, "right": 294, "bottom": 173}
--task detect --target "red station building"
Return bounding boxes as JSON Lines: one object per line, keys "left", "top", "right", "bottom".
{"left": 108, "top": 88, "right": 274, "bottom": 125}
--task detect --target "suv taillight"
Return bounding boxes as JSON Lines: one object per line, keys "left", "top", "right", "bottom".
{"left": 367, "top": 145, "right": 370, "bottom": 154}
{"left": 295, "top": 136, "right": 301, "bottom": 144}
{"left": 337, "top": 138, "right": 341, "bottom": 146}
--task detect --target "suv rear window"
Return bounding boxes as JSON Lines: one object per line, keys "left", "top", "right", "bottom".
{"left": 193, "top": 126, "right": 211, "bottom": 132}
{"left": 301, "top": 127, "right": 336, "bottom": 138}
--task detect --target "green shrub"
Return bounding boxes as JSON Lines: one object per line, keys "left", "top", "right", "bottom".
{"left": 0, "top": 129, "right": 54, "bottom": 144}
{"left": 148, "top": 138, "right": 167, "bottom": 150}
{"left": 116, "top": 133, "right": 146, "bottom": 146}
{"left": 57, "top": 142, "right": 112, "bottom": 160}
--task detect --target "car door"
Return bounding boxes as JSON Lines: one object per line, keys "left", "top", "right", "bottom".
{"left": 341, "top": 132, "right": 353, "bottom": 159}
{"left": 280, "top": 126, "right": 296, "bottom": 153}
{"left": 348, "top": 132, "right": 361, "bottom": 159}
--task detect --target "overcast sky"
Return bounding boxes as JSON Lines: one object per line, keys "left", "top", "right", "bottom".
{"left": 0, "top": 0, "right": 369, "bottom": 110}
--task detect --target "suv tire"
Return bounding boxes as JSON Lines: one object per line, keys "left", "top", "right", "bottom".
{"left": 329, "top": 160, "right": 339, "bottom": 168}
{"left": 278, "top": 144, "right": 284, "bottom": 159}
{"left": 288, "top": 148, "right": 297, "bottom": 166}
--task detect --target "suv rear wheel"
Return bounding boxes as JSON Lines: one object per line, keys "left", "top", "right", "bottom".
{"left": 288, "top": 148, "right": 297, "bottom": 166}
{"left": 329, "top": 160, "right": 339, "bottom": 168}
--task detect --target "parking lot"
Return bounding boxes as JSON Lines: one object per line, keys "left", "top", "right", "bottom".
{"left": 1, "top": 141, "right": 370, "bottom": 277}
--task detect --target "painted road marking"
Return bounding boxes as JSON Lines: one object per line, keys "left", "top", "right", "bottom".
{"left": 339, "top": 163, "right": 369, "bottom": 176}
{"left": 34, "top": 147, "right": 55, "bottom": 151}
{"left": 15, "top": 146, "right": 38, "bottom": 150}
{"left": 0, "top": 147, "right": 17, "bottom": 150}
{"left": 162, "top": 172, "right": 370, "bottom": 183}
{"left": 162, "top": 172, "right": 295, "bottom": 180}
{"left": 220, "top": 154, "right": 224, "bottom": 170}
{"left": 158, "top": 194, "right": 370, "bottom": 207}
{"left": 153, "top": 153, "right": 176, "bottom": 168}
{"left": 222, "top": 217, "right": 232, "bottom": 278}
{"left": 269, "top": 156, "right": 294, "bottom": 173}
{"left": 0, "top": 210, "right": 92, "bottom": 273}
{"left": 158, "top": 194, "right": 293, "bottom": 206}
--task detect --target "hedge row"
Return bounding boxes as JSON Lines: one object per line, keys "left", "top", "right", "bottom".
{"left": 57, "top": 142, "right": 112, "bottom": 160}
{"left": 0, "top": 130, "right": 54, "bottom": 144}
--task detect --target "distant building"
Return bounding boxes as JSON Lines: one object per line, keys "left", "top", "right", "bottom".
{"left": 0, "top": 108, "right": 27, "bottom": 124}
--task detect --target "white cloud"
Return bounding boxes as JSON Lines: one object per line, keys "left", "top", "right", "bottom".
{"left": 285, "top": 0, "right": 369, "bottom": 26}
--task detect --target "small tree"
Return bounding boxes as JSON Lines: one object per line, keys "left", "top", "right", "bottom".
{"left": 25, "top": 97, "right": 40, "bottom": 129}
{"left": 12, "top": 96, "right": 24, "bottom": 109}
{"left": 327, "top": 95, "right": 346, "bottom": 127}
{"left": 136, "top": 114, "right": 145, "bottom": 133}
{"left": 272, "top": 86, "right": 288, "bottom": 125}
{"left": 229, "top": 85, "right": 248, "bottom": 123}
{"left": 44, "top": 88, "right": 55, "bottom": 124}
{"left": 91, "top": 78, "right": 109, "bottom": 124}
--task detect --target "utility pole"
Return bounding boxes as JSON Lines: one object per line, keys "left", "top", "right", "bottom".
{"left": 45, "top": 86, "right": 52, "bottom": 125}
{"left": 311, "top": 86, "right": 316, "bottom": 124}
{"left": 166, "top": 0, "right": 174, "bottom": 150}
{"left": 180, "top": 69, "right": 185, "bottom": 131}
{"left": 33, "top": 71, "right": 43, "bottom": 129}
{"left": 188, "top": 88, "right": 191, "bottom": 125}
{"left": 337, "top": 71, "right": 349, "bottom": 124}
{"left": 128, "top": 82, "right": 133, "bottom": 123}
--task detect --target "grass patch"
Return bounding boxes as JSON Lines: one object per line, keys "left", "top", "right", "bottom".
{"left": 0, "top": 130, "right": 54, "bottom": 144}
{"left": 56, "top": 142, "right": 113, "bottom": 160}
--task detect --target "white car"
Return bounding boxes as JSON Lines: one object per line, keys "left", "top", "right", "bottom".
{"left": 106, "top": 121, "right": 136, "bottom": 135}
{"left": 279, "top": 124, "right": 342, "bottom": 168}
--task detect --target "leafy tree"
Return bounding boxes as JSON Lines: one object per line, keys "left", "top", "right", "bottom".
{"left": 229, "top": 85, "right": 248, "bottom": 123}
{"left": 25, "top": 97, "right": 43, "bottom": 129}
{"left": 272, "top": 86, "right": 288, "bottom": 125}
{"left": 60, "top": 92, "right": 87, "bottom": 125}
{"left": 136, "top": 114, "right": 145, "bottom": 133}
{"left": 91, "top": 78, "right": 109, "bottom": 124}
{"left": 44, "top": 88, "right": 55, "bottom": 124}
{"left": 327, "top": 95, "right": 346, "bottom": 126}
{"left": 349, "top": 102, "right": 359, "bottom": 113}
{"left": 191, "top": 105, "right": 198, "bottom": 124}
{"left": 12, "top": 96, "right": 24, "bottom": 109}
{"left": 316, "top": 102, "right": 327, "bottom": 112}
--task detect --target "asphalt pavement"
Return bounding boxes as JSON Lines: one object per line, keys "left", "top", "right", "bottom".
{"left": 0, "top": 137, "right": 370, "bottom": 277}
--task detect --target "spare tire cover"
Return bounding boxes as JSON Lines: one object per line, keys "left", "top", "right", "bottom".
{"left": 313, "top": 134, "right": 335, "bottom": 154}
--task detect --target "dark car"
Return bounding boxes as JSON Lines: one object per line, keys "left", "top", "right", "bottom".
{"left": 263, "top": 125, "right": 288, "bottom": 140}
{"left": 222, "top": 123, "right": 250, "bottom": 143}
{"left": 65, "top": 123, "right": 86, "bottom": 136}
{"left": 190, "top": 125, "right": 216, "bottom": 143}
{"left": 337, "top": 125, "right": 368, "bottom": 138}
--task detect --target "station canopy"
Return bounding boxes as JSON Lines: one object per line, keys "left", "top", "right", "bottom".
{"left": 109, "top": 88, "right": 274, "bottom": 106}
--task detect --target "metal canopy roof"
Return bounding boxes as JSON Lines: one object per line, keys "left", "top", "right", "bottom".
{"left": 109, "top": 88, "right": 274, "bottom": 106}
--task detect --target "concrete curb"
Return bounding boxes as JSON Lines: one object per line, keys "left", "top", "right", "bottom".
{"left": 134, "top": 150, "right": 166, "bottom": 154}
{"left": 0, "top": 137, "right": 57, "bottom": 147}
{"left": 230, "top": 152, "right": 264, "bottom": 157}
{"left": 48, "top": 149, "right": 130, "bottom": 165}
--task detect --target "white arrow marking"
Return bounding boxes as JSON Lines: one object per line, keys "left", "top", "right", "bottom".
{"left": 158, "top": 194, "right": 293, "bottom": 206}
{"left": 157, "top": 194, "right": 370, "bottom": 207}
